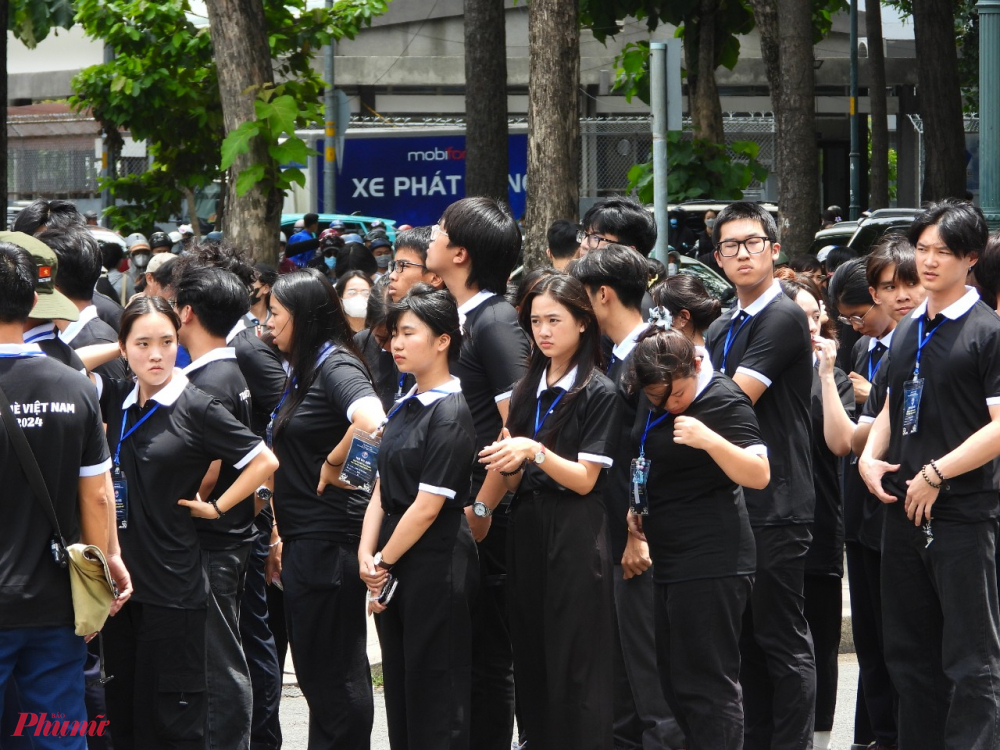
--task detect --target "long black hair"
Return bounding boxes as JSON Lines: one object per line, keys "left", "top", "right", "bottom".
{"left": 506, "top": 274, "right": 602, "bottom": 438}
{"left": 385, "top": 283, "right": 463, "bottom": 363}
{"left": 271, "top": 268, "right": 368, "bottom": 436}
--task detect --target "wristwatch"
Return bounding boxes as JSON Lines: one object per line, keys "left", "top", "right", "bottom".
{"left": 255, "top": 486, "right": 273, "bottom": 503}
{"left": 373, "top": 551, "right": 394, "bottom": 571}
{"left": 472, "top": 501, "right": 494, "bottom": 518}
{"left": 533, "top": 443, "right": 546, "bottom": 465}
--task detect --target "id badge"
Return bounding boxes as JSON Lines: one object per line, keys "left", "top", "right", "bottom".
{"left": 630, "top": 457, "right": 650, "bottom": 515}
{"left": 902, "top": 377, "right": 924, "bottom": 436}
{"left": 265, "top": 419, "right": 274, "bottom": 449}
{"left": 339, "top": 429, "right": 381, "bottom": 492}
{"left": 111, "top": 465, "right": 129, "bottom": 529}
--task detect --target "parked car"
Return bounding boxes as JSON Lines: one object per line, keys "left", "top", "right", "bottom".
{"left": 846, "top": 209, "right": 921, "bottom": 256}
{"left": 808, "top": 221, "right": 859, "bottom": 256}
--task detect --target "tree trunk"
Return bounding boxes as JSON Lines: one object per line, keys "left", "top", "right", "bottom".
{"left": 1, "top": 0, "right": 8, "bottom": 209}
{"left": 866, "top": 0, "right": 889, "bottom": 209}
{"left": 691, "top": 0, "right": 725, "bottom": 144}
{"left": 747, "top": 0, "right": 818, "bottom": 254}
{"left": 206, "top": 0, "right": 282, "bottom": 264}
{"left": 911, "top": 0, "right": 966, "bottom": 202}
{"left": 464, "top": 0, "right": 509, "bottom": 200}
{"left": 523, "top": 0, "right": 579, "bottom": 269}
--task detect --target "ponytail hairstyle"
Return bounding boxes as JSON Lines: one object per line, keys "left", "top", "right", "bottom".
{"left": 625, "top": 327, "right": 698, "bottom": 402}
{"left": 650, "top": 273, "right": 723, "bottom": 332}
{"left": 506, "top": 274, "right": 601, "bottom": 438}
{"left": 385, "top": 283, "right": 464, "bottom": 363}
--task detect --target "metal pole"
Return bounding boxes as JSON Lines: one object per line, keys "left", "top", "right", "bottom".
{"left": 650, "top": 42, "right": 668, "bottom": 264}
{"left": 102, "top": 43, "right": 117, "bottom": 222}
{"left": 323, "top": 0, "right": 336, "bottom": 213}
{"left": 849, "top": 0, "right": 861, "bottom": 220}
{"left": 979, "top": 0, "right": 1000, "bottom": 230}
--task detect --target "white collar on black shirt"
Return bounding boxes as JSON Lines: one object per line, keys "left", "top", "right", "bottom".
{"left": 23, "top": 322, "right": 56, "bottom": 343}
{"left": 122, "top": 371, "right": 189, "bottom": 409}
{"left": 536, "top": 365, "right": 578, "bottom": 397}
{"left": 457, "top": 290, "right": 496, "bottom": 315}
{"left": 693, "top": 345, "right": 714, "bottom": 400}
{"left": 910, "top": 286, "right": 980, "bottom": 321}
{"left": 58, "top": 305, "right": 98, "bottom": 345}
{"left": 0, "top": 343, "right": 45, "bottom": 356}
{"left": 226, "top": 318, "right": 247, "bottom": 344}
{"left": 869, "top": 328, "right": 895, "bottom": 350}
{"left": 182, "top": 347, "right": 237, "bottom": 375}
{"left": 611, "top": 320, "right": 650, "bottom": 361}
{"left": 399, "top": 376, "right": 464, "bottom": 406}
{"left": 737, "top": 278, "right": 782, "bottom": 317}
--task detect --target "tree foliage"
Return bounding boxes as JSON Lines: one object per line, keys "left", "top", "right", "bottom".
{"left": 9, "top": 0, "right": 75, "bottom": 48}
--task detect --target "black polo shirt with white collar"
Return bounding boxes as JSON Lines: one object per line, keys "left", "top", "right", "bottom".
{"left": 705, "top": 279, "right": 815, "bottom": 526}
{"left": 515, "top": 365, "right": 621, "bottom": 496}
{"left": 24, "top": 322, "right": 87, "bottom": 375}
{"left": 377, "top": 377, "right": 476, "bottom": 514}
{"left": 92, "top": 290, "right": 123, "bottom": 333}
{"left": 0, "top": 344, "right": 111, "bottom": 629}
{"left": 631, "top": 370, "right": 764, "bottom": 584}
{"left": 271, "top": 347, "right": 381, "bottom": 543}
{"left": 184, "top": 347, "right": 257, "bottom": 550}
{"left": 883, "top": 288, "right": 1000, "bottom": 522}
{"left": 451, "top": 290, "right": 531, "bottom": 495}
{"left": 59, "top": 304, "right": 128, "bottom": 381}
{"left": 228, "top": 320, "right": 286, "bottom": 437}
{"left": 97, "top": 372, "right": 265, "bottom": 609}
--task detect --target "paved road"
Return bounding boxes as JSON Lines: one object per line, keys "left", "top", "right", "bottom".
{"left": 278, "top": 653, "right": 863, "bottom": 749}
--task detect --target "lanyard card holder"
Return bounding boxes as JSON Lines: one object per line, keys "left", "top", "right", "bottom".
{"left": 902, "top": 377, "right": 924, "bottom": 436}
{"left": 630, "top": 457, "right": 650, "bottom": 515}
{"left": 111, "top": 465, "right": 129, "bottom": 529}
{"left": 339, "top": 428, "right": 381, "bottom": 492}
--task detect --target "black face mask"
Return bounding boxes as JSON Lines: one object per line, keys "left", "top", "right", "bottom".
{"left": 249, "top": 289, "right": 261, "bottom": 306}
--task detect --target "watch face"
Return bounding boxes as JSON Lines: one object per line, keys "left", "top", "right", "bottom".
{"left": 473, "top": 502, "right": 488, "bottom": 518}
{"left": 257, "top": 488, "right": 272, "bottom": 501}
{"left": 534, "top": 451, "right": 545, "bottom": 464}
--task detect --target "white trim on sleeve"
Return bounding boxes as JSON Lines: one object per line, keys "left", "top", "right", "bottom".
{"left": 494, "top": 390, "right": 513, "bottom": 404}
{"left": 79, "top": 458, "right": 113, "bottom": 477}
{"left": 418, "top": 483, "right": 457, "bottom": 500}
{"left": 233, "top": 441, "right": 266, "bottom": 470}
{"left": 987, "top": 397, "right": 1000, "bottom": 407}
{"left": 734, "top": 366, "right": 772, "bottom": 388}
{"left": 346, "top": 396, "right": 384, "bottom": 423}
{"left": 579, "top": 452, "right": 613, "bottom": 468}
{"left": 93, "top": 372, "right": 104, "bottom": 399}
{"left": 743, "top": 444, "right": 768, "bottom": 456}
{"left": 858, "top": 415, "right": 876, "bottom": 425}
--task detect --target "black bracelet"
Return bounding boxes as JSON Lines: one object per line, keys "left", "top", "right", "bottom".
{"left": 929, "top": 459, "right": 950, "bottom": 489}
{"left": 500, "top": 459, "right": 527, "bottom": 477}
{"left": 325, "top": 457, "right": 343, "bottom": 468}
{"left": 921, "top": 465, "right": 942, "bottom": 490}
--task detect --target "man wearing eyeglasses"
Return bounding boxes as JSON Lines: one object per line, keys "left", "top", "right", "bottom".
{"left": 386, "top": 226, "right": 443, "bottom": 303}
{"left": 704, "top": 202, "right": 816, "bottom": 750}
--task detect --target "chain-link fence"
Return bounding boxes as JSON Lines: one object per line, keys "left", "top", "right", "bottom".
{"left": 905, "top": 115, "right": 980, "bottom": 197}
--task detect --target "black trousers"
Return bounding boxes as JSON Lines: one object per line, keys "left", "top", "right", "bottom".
{"left": 803, "top": 574, "right": 842, "bottom": 732}
{"left": 376, "top": 511, "right": 479, "bottom": 750}
{"left": 240, "top": 523, "right": 283, "bottom": 750}
{"left": 103, "top": 603, "right": 208, "bottom": 750}
{"left": 282, "top": 539, "right": 373, "bottom": 750}
{"left": 655, "top": 575, "right": 752, "bottom": 750}
{"left": 882, "top": 511, "right": 1000, "bottom": 750}
{"left": 507, "top": 491, "right": 614, "bottom": 750}
{"left": 844, "top": 541, "right": 896, "bottom": 746}
{"left": 470, "top": 510, "right": 515, "bottom": 750}
{"left": 740, "top": 524, "right": 817, "bottom": 750}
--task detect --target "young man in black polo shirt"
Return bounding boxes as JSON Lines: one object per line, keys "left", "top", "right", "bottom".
{"left": 572, "top": 243, "right": 685, "bottom": 750}
{"left": 860, "top": 200, "right": 1000, "bottom": 749}
{"left": 704, "top": 202, "right": 816, "bottom": 750}
{"left": 425, "top": 197, "right": 530, "bottom": 750}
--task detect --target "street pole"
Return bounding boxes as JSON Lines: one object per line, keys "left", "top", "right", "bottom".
{"left": 979, "top": 0, "right": 1000, "bottom": 230}
{"left": 650, "top": 42, "right": 668, "bottom": 264}
{"left": 849, "top": 0, "right": 861, "bottom": 220}
{"left": 102, "top": 43, "right": 118, "bottom": 223}
{"left": 323, "top": 0, "right": 336, "bottom": 213}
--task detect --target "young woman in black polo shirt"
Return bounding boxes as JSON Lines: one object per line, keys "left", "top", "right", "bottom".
{"left": 96, "top": 296, "right": 278, "bottom": 750}
{"left": 478, "top": 274, "right": 622, "bottom": 750}
{"left": 264, "top": 269, "right": 386, "bottom": 750}
{"left": 357, "top": 285, "right": 478, "bottom": 750}
{"left": 625, "top": 326, "right": 769, "bottom": 750}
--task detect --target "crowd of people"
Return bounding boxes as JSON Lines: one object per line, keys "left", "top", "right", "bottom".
{"left": 2, "top": 193, "right": 1000, "bottom": 750}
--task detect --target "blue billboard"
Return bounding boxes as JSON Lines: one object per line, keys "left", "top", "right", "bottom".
{"left": 320, "top": 133, "right": 528, "bottom": 227}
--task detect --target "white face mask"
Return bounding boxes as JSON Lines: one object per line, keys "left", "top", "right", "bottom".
{"left": 705, "top": 219, "right": 715, "bottom": 230}
{"left": 342, "top": 296, "right": 368, "bottom": 319}
{"left": 375, "top": 254, "right": 391, "bottom": 269}
{"left": 667, "top": 263, "right": 678, "bottom": 276}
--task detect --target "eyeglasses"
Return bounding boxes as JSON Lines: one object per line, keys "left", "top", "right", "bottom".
{"left": 342, "top": 288, "right": 371, "bottom": 299}
{"left": 387, "top": 259, "right": 427, "bottom": 274}
{"left": 715, "top": 236, "right": 771, "bottom": 257}
{"left": 577, "top": 231, "right": 615, "bottom": 249}
{"left": 837, "top": 303, "right": 876, "bottom": 328}
{"left": 430, "top": 224, "right": 449, "bottom": 242}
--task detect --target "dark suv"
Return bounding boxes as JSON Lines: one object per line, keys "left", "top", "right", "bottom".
{"left": 846, "top": 209, "right": 921, "bottom": 255}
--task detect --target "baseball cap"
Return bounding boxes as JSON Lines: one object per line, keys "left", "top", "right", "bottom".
{"left": 146, "top": 253, "right": 177, "bottom": 275}
{"left": 0, "top": 231, "right": 80, "bottom": 322}
{"left": 341, "top": 233, "right": 363, "bottom": 244}
{"left": 84, "top": 210, "right": 99, "bottom": 221}
{"left": 126, "top": 232, "right": 150, "bottom": 253}
{"left": 370, "top": 238, "right": 392, "bottom": 250}
{"left": 330, "top": 220, "right": 345, "bottom": 229}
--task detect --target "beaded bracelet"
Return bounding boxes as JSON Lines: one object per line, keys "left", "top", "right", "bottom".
{"left": 921, "top": 465, "right": 942, "bottom": 490}
{"left": 929, "top": 459, "right": 950, "bottom": 490}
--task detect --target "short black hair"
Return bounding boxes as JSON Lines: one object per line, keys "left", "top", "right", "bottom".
{"left": 394, "top": 226, "right": 432, "bottom": 263}
{"left": 440, "top": 197, "right": 521, "bottom": 294}
{"left": 974, "top": 232, "right": 1000, "bottom": 310}
{"left": 824, "top": 245, "right": 857, "bottom": 274}
{"left": 828, "top": 258, "right": 871, "bottom": 312}
{"left": 175, "top": 265, "right": 251, "bottom": 338}
{"left": 908, "top": 199, "right": 988, "bottom": 259}
{"left": 789, "top": 255, "right": 822, "bottom": 275}
{"left": 12, "top": 199, "right": 85, "bottom": 236}
{"left": 866, "top": 234, "right": 918, "bottom": 288}
{"left": 571, "top": 242, "right": 648, "bottom": 311}
{"left": 254, "top": 262, "right": 278, "bottom": 287}
{"left": 547, "top": 219, "right": 580, "bottom": 260}
{"left": 96, "top": 236, "right": 125, "bottom": 271}
{"left": 711, "top": 201, "right": 778, "bottom": 245}
{"left": 581, "top": 197, "right": 656, "bottom": 255}
{"left": 336, "top": 243, "right": 377, "bottom": 278}
{"left": 37, "top": 228, "right": 102, "bottom": 302}
{"left": 303, "top": 213, "right": 320, "bottom": 227}
{"left": 385, "top": 283, "right": 464, "bottom": 363}
{"left": 180, "top": 242, "right": 257, "bottom": 289}
{"left": 0, "top": 243, "right": 38, "bottom": 323}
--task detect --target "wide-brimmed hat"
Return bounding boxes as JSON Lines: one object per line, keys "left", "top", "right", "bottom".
{"left": 0, "top": 231, "right": 80, "bottom": 321}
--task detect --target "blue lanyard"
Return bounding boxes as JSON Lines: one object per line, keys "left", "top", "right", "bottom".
{"left": 606, "top": 353, "right": 617, "bottom": 375}
{"left": 721, "top": 312, "right": 751, "bottom": 373}
{"left": 639, "top": 410, "right": 671, "bottom": 458}
{"left": 380, "top": 387, "right": 453, "bottom": 431}
{"left": 914, "top": 316, "right": 946, "bottom": 379}
{"left": 868, "top": 349, "right": 884, "bottom": 382}
{"left": 115, "top": 404, "right": 161, "bottom": 465}
{"left": 534, "top": 390, "right": 565, "bottom": 438}
{"left": 270, "top": 378, "right": 296, "bottom": 422}
{"left": 396, "top": 374, "right": 406, "bottom": 396}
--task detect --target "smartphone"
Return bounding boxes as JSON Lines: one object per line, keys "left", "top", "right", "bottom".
{"left": 376, "top": 574, "right": 398, "bottom": 605}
